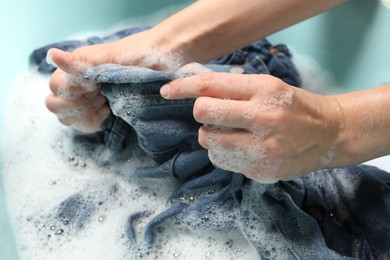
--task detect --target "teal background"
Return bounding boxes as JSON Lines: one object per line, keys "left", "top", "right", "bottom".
{"left": 0, "top": 0, "right": 389, "bottom": 259}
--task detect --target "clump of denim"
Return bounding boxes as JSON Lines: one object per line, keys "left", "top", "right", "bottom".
{"left": 31, "top": 26, "right": 301, "bottom": 87}
{"left": 32, "top": 28, "right": 390, "bottom": 259}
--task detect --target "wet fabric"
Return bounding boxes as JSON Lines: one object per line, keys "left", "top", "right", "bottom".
{"left": 32, "top": 27, "right": 390, "bottom": 259}
{"left": 31, "top": 26, "right": 301, "bottom": 87}
{"left": 85, "top": 64, "right": 389, "bottom": 259}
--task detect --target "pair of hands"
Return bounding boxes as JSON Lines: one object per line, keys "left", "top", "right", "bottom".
{"left": 46, "top": 45, "right": 342, "bottom": 183}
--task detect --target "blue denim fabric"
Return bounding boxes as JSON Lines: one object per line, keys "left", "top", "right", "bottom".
{"left": 209, "top": 40, "right": 301, "bottom": 86}
{"left": 32, "top": 29, "right": 390, "bottom": 259}
{"left": 83, "top": 64, "right": 389, "bottom": 259}
{"left": 299, "top": 166, "right": 390, "bottom": 259}
{"left": 31, "top": 26, "right": 301, "bottom": 87}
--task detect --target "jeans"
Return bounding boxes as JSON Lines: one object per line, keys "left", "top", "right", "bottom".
{"left": 32, "top": 28, "right": 390, "bottom": 259}
{"left": 84, "top": 64, "right": 389, "bottom": 259}
{"left": 31, "top": 26, "right": 301, "bottom": 87}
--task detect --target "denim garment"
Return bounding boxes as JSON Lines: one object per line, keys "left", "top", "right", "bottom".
{"left": 31, "top": 26, "right": 301, "bottom": 87}
{"left": 32, "top": 30, "right": 390, "bottom": 259}
{"left": 299, "top": 166, "right": 390, "bottom": 259}
{"left": 82, "top": 64, "right": 389, "bottom": 259}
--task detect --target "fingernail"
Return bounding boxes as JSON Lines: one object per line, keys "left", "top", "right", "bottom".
{"left": 160, "top": 84, "right": 170, "bottom": 98}
{"left": 46, "top": 48, "right": 58, "bottom": 67}
{"left": 47, "top": 48, "right": 71, "bottom": 67}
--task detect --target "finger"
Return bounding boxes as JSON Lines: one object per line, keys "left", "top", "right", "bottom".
{"left": 49, "top": 73, "right": 98, "bottom": 100}
{"left": 59, "top": 104, "right": 111, "bottom": 131}
{"left": 48, "top": 48, "right": 97, "bottom": 93}
{"left": 194, "top": 97, "right": 256, "bottom": 129}
{"left": 45, "top": 93, "right": 106, "bottom": 116}
{"left": 160, "top": 72, "right": 262, "bottom": 100}
{"left": 198, "top": 125, "right": 253, "bottom": 150}
{"left": 47, "top": 48, "right": 89, "bottom": 75}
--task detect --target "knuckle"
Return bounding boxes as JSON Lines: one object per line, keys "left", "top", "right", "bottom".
{"left": 197, "top": 72, "right": 214, "bottom": 93}
{"left": 197, "top": 127, "right": 208, "bottom": 148}
{"left": 193, "top": 98, "right": 207, "bottom": 122}
{"left": 242, "top": 105, "right": 258, "bottom": 125}
{"left": 49, "top": 71, "right": 63, "bottom": 94}
{"left": 262, "top": 138, "right": 285, "bottom": 160}
{"left": 45, "top": 95, "right": 58, "bottom": 113}
{"left": 96, "top": 105, "right": 111, "bottom": 121}
{"left": 256, "top": 75, "right": 287, "bottom": 95}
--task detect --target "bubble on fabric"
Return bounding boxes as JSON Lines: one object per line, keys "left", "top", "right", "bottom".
{"left": 65, "top": 68, "right": 96, "bottom": 93}
{"left": 2, "top": 69, "right": 261, "bottom": 259}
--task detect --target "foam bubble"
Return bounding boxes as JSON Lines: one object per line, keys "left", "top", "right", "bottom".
{"left": 258, "top": 90, "right": 293, "bottom": 111}
{"left": 205, "top": 126, "right": 281, "bottom": 183}
{"left": 46, "top": 49, "right": 58, "bottom": 68}
{"left": 291, "top": 50, "right": 339, "bottom": 95}
{"left": 2, "top": 69, "right": 261, "bottom": 259}
{"left": 64, "top": 68, "right": 96, "bottom": 93}
{"left": 176, "top": 62, "right": 213, "bottom": 77}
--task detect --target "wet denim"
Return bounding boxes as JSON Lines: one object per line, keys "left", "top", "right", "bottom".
{"left": 299, "top": 166, "right": 390, "bottom": 259}
{"left": 32, "top": 29, "right": 390, "bottom": 259}
{"left": 85, "top": 60, "right": 300, "bottom": 164}
{"left": 32, "top": 26, "right": 301, "bottom": 87}
{"left": 83, "top": 64, "right": 389, "bottom": 259}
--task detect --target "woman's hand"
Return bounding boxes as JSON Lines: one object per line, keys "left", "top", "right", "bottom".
{"left": 44, "top": 29, "right": 184, "bottom": 132}
{"left": 160, "top": 72, "right": 343, "bottom": 183}
{"left": 45, "top": 47, "right": 113, "bottom": 132}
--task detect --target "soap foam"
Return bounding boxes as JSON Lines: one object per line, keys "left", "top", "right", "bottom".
{"left": 2, "top": 23, "right": 342, "bottom": 260}
{"left": 205, "top": 125, "right": 280, "bottom": 183}
{"left": 291, "top": 50, "right": 339, "bottom": 95}
{"left": 2, "top": 70, "right": 261, "bottom": 259}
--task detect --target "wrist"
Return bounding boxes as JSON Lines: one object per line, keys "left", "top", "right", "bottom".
{"left": 330, "top": 86, "right": 390, "bottom": 168}
{"left": 110, "top": 29, "right": 186, "bottom": 71}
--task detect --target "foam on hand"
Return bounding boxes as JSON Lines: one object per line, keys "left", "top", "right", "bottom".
{"left": 46, "top": 48, "right": 58, "bottom": 68}
{"left": 1, "top": 70, "right": 259, "bottom": 260}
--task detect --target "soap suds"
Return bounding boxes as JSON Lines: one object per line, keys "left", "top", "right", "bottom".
{"left": 2, "top": 70, "right": 259, "bottom": 259}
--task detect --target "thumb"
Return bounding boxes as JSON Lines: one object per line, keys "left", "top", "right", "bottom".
{"left": 46, "top": 48, "right": 91, "bottom": 75}
{"left": 47, "top": 48, "right": 96, "bottom": 92}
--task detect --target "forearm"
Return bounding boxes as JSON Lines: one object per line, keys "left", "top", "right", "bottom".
{"left": 150, "top": 0, "right": 347, "bottom": 64}
{"left": 332, "top": 84, "right": 390, "bottom": 167}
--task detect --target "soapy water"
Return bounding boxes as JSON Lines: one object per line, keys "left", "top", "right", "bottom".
{"left": 1, "top": 15, "right": 344, "bottom": 257}
{"left": 2, "top": 71, "right": 260, "bottom": 259}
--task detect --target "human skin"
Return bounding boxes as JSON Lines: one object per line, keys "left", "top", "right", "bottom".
{"left": 46, "top": 0, "right": 390, "bottom": 183}
{"left": 160, "top": 73, "right": 390, "bottom": 182}
{"left": 46, "top": 0, "right": 346, "bottom": 131}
